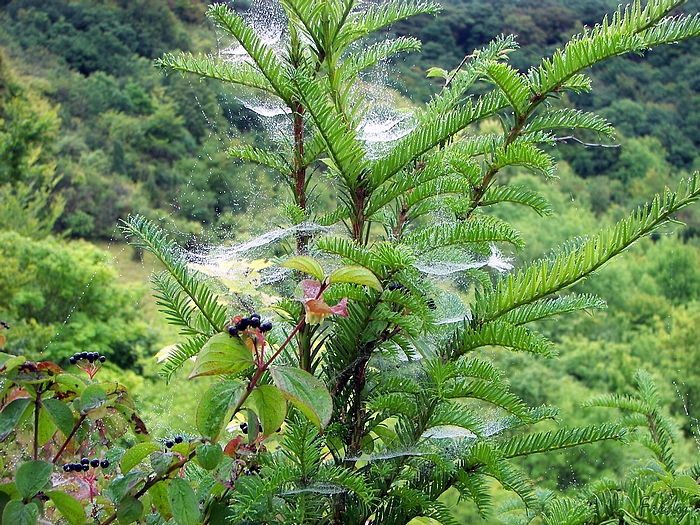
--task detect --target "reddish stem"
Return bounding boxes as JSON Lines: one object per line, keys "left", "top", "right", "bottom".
{"left": 52, "top": 414, "right": 87, "bottom": 464}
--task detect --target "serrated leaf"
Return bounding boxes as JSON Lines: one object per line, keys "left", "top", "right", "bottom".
{"left": 189, "top": 333, "right": 253, "bottom": 379}
{"left": 46, "top": 491, "right": 86, "bottom": 525}
{"left": 270, "top": 366, "right": 332, "bottom": 429}
{"left": 2, "top": 500, "right": 38, "bottom": 525}
{"left": 328, "top": 266, "right": 383, "bottom": 292}
{"left": 16, "top": 461, "right": 52, "bottom": 499}
{"left": 42, "top": 399, "right": 75, "bottom": 437}
{"left": 281, "top": 256, "right": 325, "bottom": 282}
{"left": 0, "top": 398, "right": 31, "bottom": 442}
{"left": 244, "top": 385, "right": 286, "bottom": 437}
{"left": 167, "top": 478, "right": 199, "bottom": 525}
{"left": 120, "top": 443, "right": 161, "bottom": 474}
{"left": 196, "top": 380, "right": 244, "bottom": 441}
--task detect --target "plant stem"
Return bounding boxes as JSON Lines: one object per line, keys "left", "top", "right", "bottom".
{"left": 52, "top": 414, "right": 87, "bottom": 464}
{"left": 33, "top": 394, "right": 40, "bottom": 460}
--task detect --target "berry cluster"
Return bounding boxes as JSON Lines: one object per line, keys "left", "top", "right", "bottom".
{"left": 165, "top": 435, "right": 184, "bottom": 448}
{"left": 69, "top": 352, "right": 106, "bottom": 365}
{"left": 63, "top": 458, "right": 109, "bottom": 472}
{"left": 228, "top": 313, "right": 272, "bottom": 337}
{"left": 0, "top": 321, "right": 9, "bottom": 329}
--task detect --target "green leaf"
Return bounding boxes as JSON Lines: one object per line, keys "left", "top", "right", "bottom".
{"left": 15, "top": 461, "right": 52, "bottom": 499}
{"left": 150, "top": 452, "right": 175, "bottom": 477}
{"left": 0, "top": 354, "right": 25, "bottom": 373}
{"left": 196, "top": 443, "right": 224, "bottom": 470}
{"left": 2, "top": 500, "right": 38, "bottom": 525}
{"left": 270, "top": 366, "right": 333, "bottom": 429}
{"left": 79, "top": 385, "right": 107, "bottom": 413}
{"left": 106, "top": 471, "right": 145, "bottom": 504}
{"left": 167, "top": 478, "right": 199, "bottom": 525}
{"left": 42, "top": 399, "right": 75, "bottom": 437}
{"left": 36, "top": 408, "right": 56, "bottom": 446}
{"left": 426, "top": 67, "right": 449, "bottom": 80}
{"left": 672, "top": 475, "right": 700, "bottom": 495}
{"left": 148, "top": 481, "right": 172, "bottom": 521}
{"left": 189, "top": 333, "right": 253, "bottom": 379}
{"left": 46, "top": 491, "right": 86, "bottom": 525}
{"left": 244, "top": 385, "right": 286, "bottom": 437}
{"left": 0, "top": 398, "right": 31, "bottom": 442}
{"left": 113, "top": 404, "right": 150, "bottom": 442}
{"left": 120, "top": 443, "right": 161, "bottom": 475}
{"left": 328, "top": 266, "right": 383, "bottom": 292}
{"left": 280, "top": 256, "right": 325, "bottom": 282}
{"left": 0, "top": 492, "right": 8, "bottom": 522}
{"left": 116, "top": 496, "right": 143, "bottom": 524}
{"left": 196, "top": 380, "right": 244, "bottom": 441}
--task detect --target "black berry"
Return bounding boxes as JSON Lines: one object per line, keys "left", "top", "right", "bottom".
{"left": 81, "top": 457, "right": 89, "bottom": 465}
{"left": 174, "top": 436, "right": 183, "bottom": 444}
{"left": 82, "top": 464, "right": 89, "bottom": 472}
{"left": 240, "top": 422, "right": 248, "bottom": 434}
{"left": 250, "top": 313, "right": 261, "bottom": 320}
{"left": 63, "top": 464, "right": 71, "bottom": 472}
{"left": 260, "top": 321, "right": 273, "bottom": 332}
{"left": 79, "top": 352, "right": 88, "bottom": 360}
{"left": 165, "top": 440, "right": 174, "bottom": 448}
{"left": 69, "top": 357, "right": 77, "bottom": 365}
{"left": 99, "top": 355, "right": 106, "bottom": 363}
{"left": 228, "top": 326, "right": 238, "bottom": 337}
{"left": 91, "top": 459, "right": 100, "bottom": 468}
{"left": 100, "top": 460, "right": 109, "bottom": 468}
{"left": 249, "top": 317, "right": 261, "bottom": 329}
{"left": 236, "top": 318, "right": 250, "bottom": 331}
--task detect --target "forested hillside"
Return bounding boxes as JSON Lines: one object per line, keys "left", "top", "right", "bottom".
{"left": 2, "top": 0, "right": 700, "bottom": 514}
{"left": 2, "top": 0, "right": 700, "bottom": 238}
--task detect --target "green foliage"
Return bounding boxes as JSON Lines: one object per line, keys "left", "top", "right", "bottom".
{"left": 2, "top": 1, "right": 700, "bottom": 524}
{"left": 128, "top": 1, "right": 700, "bottom": 523}
{"left": 0, "top": 231, "right": 156, "bottom": 369}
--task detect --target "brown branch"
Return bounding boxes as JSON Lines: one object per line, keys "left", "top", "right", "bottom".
{"left": 52, "top": 414, "right": 87, "bottom": 464}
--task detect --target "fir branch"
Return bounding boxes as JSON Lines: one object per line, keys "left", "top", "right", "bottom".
{"left": 371, "top": 90, "right": 508, "bottom": 188}
{"left": 207, "top": 4, "right": 294, "bottom": 103}
{"left": 157, "top": 52, "right": 276, "bottom": 94}
{"left": 404, "top": 215, "right": 524, "bottom": 252}
{"left": 480, "top": 185, "right": 553, "bottom": 216}
{"left": 340, "top": 37, "right": 422, "bottom": 80}
{"left": 454, "top": 321, "right": 555, "bottom": 357}
{"left": 474, "top": 174, "right": 700, "bottom": 321}
{"left": 120, "top": 216, "right": 227, "bottom": 334}
{"left": 501, "top": 294, "right": 607, "bottom": 325}
{"left": 497, "top": 424, "right": 623, "bottom": 458}
{"left": 228, "top": 144, "right": 293, "bottom": 175}
{"left": 523, "top": 109, "right": 615, "bottom": 136}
